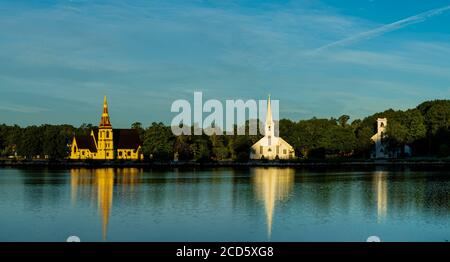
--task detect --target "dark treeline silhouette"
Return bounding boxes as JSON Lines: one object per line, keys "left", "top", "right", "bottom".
{"left": 1, "top": 100, "right": 450, "bottom": 161}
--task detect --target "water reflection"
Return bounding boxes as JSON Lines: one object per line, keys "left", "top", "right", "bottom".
{"left": 374, "top": 171, "right": 388, "bottom": 222}
{"left": 70, "top": 168, "right": 143, "bottom": 240}
{"left": 252, "top": 168, "right": 295, "bottom": 238}
{"left": 3, "top": 167, "right": 445, "bottom": 241}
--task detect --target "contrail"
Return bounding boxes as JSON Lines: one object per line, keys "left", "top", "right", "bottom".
{"left": 315, "top": 5, "right": 450, "bottom": 52}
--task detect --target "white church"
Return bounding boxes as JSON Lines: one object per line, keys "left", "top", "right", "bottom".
{"left": 371, "top": 118, "right": 411, "bottom": 159}
{"left": 250, "top": 96, "right": 295, "bottom": 160}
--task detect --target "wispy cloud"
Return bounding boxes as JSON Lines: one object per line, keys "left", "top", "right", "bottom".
{"left": 0, "top": 1, "right": 449, "bottom": 124}
{"left": 315, "top": 5, "right": 450, "bottom": 52}
{"left": 0, "top": 103, "right": 48, "bottom": 113}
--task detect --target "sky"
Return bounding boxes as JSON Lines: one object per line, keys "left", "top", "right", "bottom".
{"left": 1, "top": 0, "right": 450, "bottom": 128}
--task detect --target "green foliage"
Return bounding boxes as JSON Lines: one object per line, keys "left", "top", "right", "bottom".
{"left": 131, "top": 122, "right": 145, "bottom": 141}
{"left": 42, "top": 125, "right": 74, "bottom": 160}
{"left": 0, "top": 99, "right": 449, "bottom": 161}
{"left": 142, "top": 122, "right": 175, "bottom": 161}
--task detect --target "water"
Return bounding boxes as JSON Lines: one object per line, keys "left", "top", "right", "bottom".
{"left": 0, "top": 167, "right": 449, "bottom": 242}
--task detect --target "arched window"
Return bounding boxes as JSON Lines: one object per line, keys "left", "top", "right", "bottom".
{"left": 106, "top": 131, "right": 110, "bottom": 138}
{"left": 268, "top": 136, "right": 271, "bottom": 146}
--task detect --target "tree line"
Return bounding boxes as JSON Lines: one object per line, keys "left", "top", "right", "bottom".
{"left": 1, "top": 100, "right": 450, "bottom": 161}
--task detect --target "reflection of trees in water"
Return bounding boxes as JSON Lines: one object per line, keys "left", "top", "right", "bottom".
{"left": 70, "top": 168, "right": 143, "bottom": 240}
{"left": 252, "top": 168, "right": 295, "bottom": 238}
{"left": 290, "top": 170, "right": 354, "bottom": 220}
{"left": 387, "top": 171, "right": 450, "bottom": 218}
{"left": 288, "top": 169, "right": 450, "bottom": 223}
{"left": 65, "top": 167, "right": 450, "bottom": 239}
{"left": 142, "top": 168, "right": 238, "bottom": 212}
{"left": 19, "top": 169, "right": 66, "bottom": 211}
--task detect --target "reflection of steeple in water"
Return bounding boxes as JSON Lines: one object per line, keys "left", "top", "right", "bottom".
{"left": 97, "top": 169, "right": 114, "bottom": 241}
{"left": 374, "top": 171, "right": 388, "bottom": 222}
{"left": 70, "top": 169, "right": 114, "bottom": 241}
{"left": 252, "top": 168, "right": 294, "bottom": 239}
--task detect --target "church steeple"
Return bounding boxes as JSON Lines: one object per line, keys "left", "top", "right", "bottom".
{"left": 99, "top": 96, "right": 112, "bottom": 128}
{"left": 265, "top": 94, "right": 274, "bottom": 137}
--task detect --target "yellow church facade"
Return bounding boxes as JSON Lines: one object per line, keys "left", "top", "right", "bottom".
{"left": 69, "top": 97, "right": 143, "bottom": 160}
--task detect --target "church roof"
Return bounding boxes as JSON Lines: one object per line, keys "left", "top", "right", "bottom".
{"left": 74, "top": 129, "right": 141, "bottom": 151}
{"left": 113, "top": 129, "right": 141, "bottom": 150}
{"left": 74, "top": 135, "right": 97, "bottom": 152}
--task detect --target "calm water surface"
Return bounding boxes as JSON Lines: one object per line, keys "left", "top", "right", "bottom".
{"left": 0, "top": 167, "right": 449, "bottom": 242}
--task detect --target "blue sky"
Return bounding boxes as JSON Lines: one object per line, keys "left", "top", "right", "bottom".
{"left": 1, "top": 0, "right": 450, "bottom": 127}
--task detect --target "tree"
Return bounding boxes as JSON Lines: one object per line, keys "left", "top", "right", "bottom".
{"left": 231, "top": 136, "right": 251, "bottom": 162}
{"left": 17, "top": 126, "right": 43, "bottom": 159}
{"left": 338, "top": 115, "right": 350, "bottom": 127}
{"left": 131, "top": 122, "right": 145, "bottom": 141}
{"left": 142, "top": 122, "right": 175, "bottom": 161}
{"left": 42, "top": 125, "right": 74, "bottom": 160}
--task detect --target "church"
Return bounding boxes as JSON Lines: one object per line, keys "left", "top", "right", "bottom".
{"left": 371, "top": 118, "right": 411, "bottom": 159}
{"left": 250, "top": 96, "right": 295, "bottom": 160}
{"left": 69, "top": 97, "right": 143, "bottom": 160}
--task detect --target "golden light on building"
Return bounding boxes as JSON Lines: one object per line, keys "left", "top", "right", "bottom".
{"left": 69, "top": 96, "right": 143, "bottom": 160}
{"left": 252, "top": 167, "right": 295, "bottom": 238}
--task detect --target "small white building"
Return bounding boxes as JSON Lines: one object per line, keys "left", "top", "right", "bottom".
{"left": 250, "top": 96, "right": 295, "bottom": 160}
{"left": 371, "top": 118, "right": 411, "bottom": 159}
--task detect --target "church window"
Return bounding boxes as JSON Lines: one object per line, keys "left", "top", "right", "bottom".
{"left": 260, "top": 146, "right": 263, "bottom": 154}
{"left": 127, "top": 151, "right": 131, "bottom": 157}
{"left": 268, "top": 148, "right": 272, "bottom": 152}
{"left": 283, "top": 149, "right": 287, "bottom": 155}
{"left": 119, "top": 152, "right": 122, "bottom": 157}
{"left": 82, "top": 151, "right": 85, "bottom": 156}
{"left": 106, "top": 152, "right": 110, "bottom": 157}
{"left": 380, "top": 122, "right": 385, "bottom": 128}
{"left": 276, "top": 145, "right": 279, "bottom": 154}
{"left": 268, "top": 136, "right": 271, "bottom": 146}
{"left": 106, "top": 131, "right": 110, "bottom": 138}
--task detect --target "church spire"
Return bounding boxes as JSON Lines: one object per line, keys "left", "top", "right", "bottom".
{"left": 266, "top": 94, "right": 273, "bottom": 125}
{"left": 99, "top": 96, "right": 112, "bottom": 128}
{"left": 265, "top": 94, "right": 274, "bottom": 137}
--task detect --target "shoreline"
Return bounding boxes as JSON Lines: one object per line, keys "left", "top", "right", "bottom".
{"left": 2, "top": 159, "right": 450, "bottom": 168}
